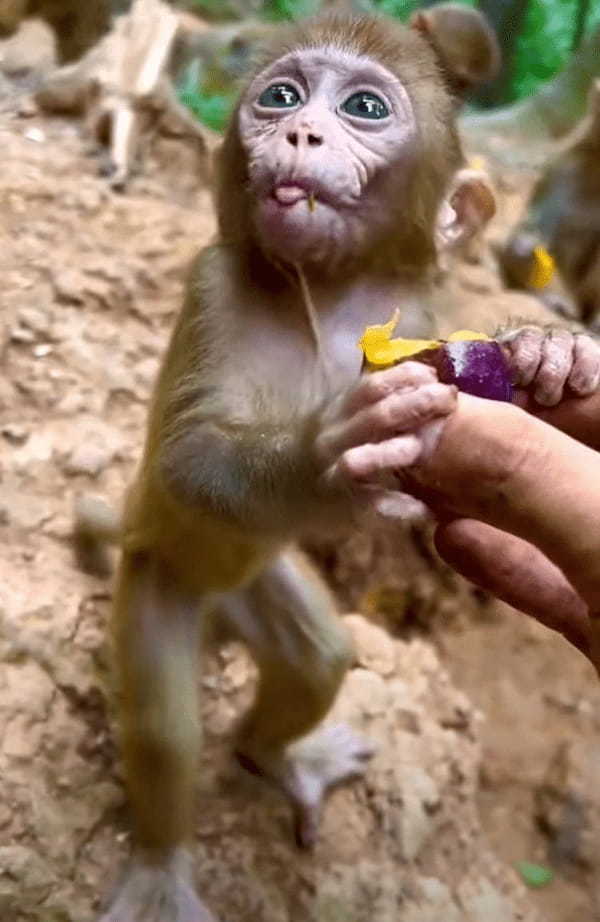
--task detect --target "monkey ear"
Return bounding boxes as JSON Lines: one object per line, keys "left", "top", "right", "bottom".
{"left": 409, "top": 10, "right": 432, "bottom": 38}
{"left": 436, "top": 168, "right": 496, "bottom": 253}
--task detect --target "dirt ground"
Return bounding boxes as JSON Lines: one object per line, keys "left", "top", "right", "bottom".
{"left": 2, "top": 19, "right": 600, "bottom": 922}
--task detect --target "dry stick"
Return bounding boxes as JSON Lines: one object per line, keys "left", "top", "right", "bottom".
{"left": 107, "top": 0, "right": 179, "bottom": 186}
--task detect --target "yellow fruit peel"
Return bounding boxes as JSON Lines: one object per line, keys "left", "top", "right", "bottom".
{"left": 447, "top": 329, "right": 491, "bottom": 342}
{"left": 359, "top": 314, "right": 491, "bottom": 367}
{"left": 528, "top": 246, "right": 555, "bottom": 290}
{"left": 469, "top": 155, "right": 487, "bottom": 171}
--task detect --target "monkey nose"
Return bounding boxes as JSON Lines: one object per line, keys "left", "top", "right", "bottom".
{"left": 286, "top": 130, "right": 323, "bottom": 148}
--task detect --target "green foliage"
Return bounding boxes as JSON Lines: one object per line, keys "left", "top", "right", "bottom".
{"left": 177, "top": 61, "right": 236, "bottom": 133}
{"left": 180, "top": 90, "right": 236, "bottom": 132}
{"left": 178, "top": 0, "right": 600, "bottom": 131}
{"left": 516, "top": 862, "right": 554, "bottom": 889}
{"left": 374, "top": 0, "right": 419, "bottom": 17}
{"left": 374, "top": 0, "right": 474, "bottom": 16}
{"left": 511, "top": 0, "right": 576, "bottom": 101}
{"left": 261, "top": 0, "right": 320, "bottom": 19}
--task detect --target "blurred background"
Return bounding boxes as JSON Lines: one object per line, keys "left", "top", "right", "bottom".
{"left": 170, "top": 0, "right": 600, "bottom": 130}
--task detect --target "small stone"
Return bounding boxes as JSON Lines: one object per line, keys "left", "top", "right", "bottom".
{"left": 24, "top": 126, "right": 45, "bottom": 143}
{"left": 52, "top": 269, "right": 85, "bottom": 305}
{"left": 63, "top": 443, "right": 114, "bottom": 478}
{"left": 345, "top": 614, "right": 396, "bottom": 676}
{"left": 33, "top": 343, "right": 53, "bottom": 358}
{"left": 17, "top": 96, "right": 38, "bottom": 118}
{"left": 2, "top": 425, "right": 29, "bottom": 445}
{"left": 0, "top": 845, "right": 54, "bottom": 904}
{"left": 10, "top": 325, "right": 35, "bottom": 344}
{"left": 18, "top": 306, "right": 50, "bottom": 334}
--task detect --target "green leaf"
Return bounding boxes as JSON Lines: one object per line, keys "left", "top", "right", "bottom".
{"left": 516, "top": 862, "right": 554, "bottom": 888}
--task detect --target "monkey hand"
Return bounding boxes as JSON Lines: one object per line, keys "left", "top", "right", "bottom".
{"left": 500, "top": 326, "right": 600, "bottom": 407}
{"left": 237, "top": 723, "right": 374, "bottom": 850}
{"left": 315, "top": 362, "right": 457, "bottom": 508}
{"left": 98, "top": 849, "right": 218, "bottom": 922}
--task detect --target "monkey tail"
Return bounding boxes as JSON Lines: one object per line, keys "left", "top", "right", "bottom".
{"left": 73, "top": 494, "right": 121, "bottom": 577}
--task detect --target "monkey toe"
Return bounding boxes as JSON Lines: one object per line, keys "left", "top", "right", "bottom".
{"left": 97, "top": 853, "right": 218, "bottom": 922}
{"left": 237, "top": 724, "right": 374, "bottom": 847}
{"left": 293, "top": 800, "right": 321, "bottom": 850}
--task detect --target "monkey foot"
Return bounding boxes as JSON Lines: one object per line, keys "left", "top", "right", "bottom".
{"left": 237, "top": 723, "right": 375, "bottom": 849}
{"left": 97, "top": 849, "right": 218, "bottom": 922}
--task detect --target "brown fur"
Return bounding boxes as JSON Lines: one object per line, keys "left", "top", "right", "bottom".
{"left": 411, "top": 3, "right": 500, "bottom": 101}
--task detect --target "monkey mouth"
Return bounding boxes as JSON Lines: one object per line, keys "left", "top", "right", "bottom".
{"left": 272, "top": 184, "right": 310, "bottom": 207}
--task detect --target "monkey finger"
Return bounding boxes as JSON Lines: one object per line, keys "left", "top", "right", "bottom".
{"left": 533, "top": 328, "right": 574, "bottom": 406}
{"left": 373, "top": 490, "right": 431, "bottom": 520}
{"left": 500, "top": 325, "right": 544, "bottom": 387}
{"left": 347, "top": 361, "right": 438, "bottom": 413}
{"left": 569, "top": 333, "right": 600, "bottom": 395}
{"left": 338, "top": 435, "right": 422, "bottom": 482}
{"left": 339, "top": 382, "right": 457, "bottom": 454}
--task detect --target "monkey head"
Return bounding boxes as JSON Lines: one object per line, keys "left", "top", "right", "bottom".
{"left": 215, "top": 16, "right": 491, "bottom": 276}
{"left": 238, "top": 44, "right": 421, "bottom": 268}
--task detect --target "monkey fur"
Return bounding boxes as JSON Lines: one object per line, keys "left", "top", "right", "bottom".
{"left": 410, "top": 2, "right": 501, "bottom": 105}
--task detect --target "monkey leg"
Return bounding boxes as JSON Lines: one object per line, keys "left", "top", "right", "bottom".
{"left": 221, "top": 548, "right": 374, "bottom": 848}
{"left": 99, "top": 551, "right": 217, "bottom": 922}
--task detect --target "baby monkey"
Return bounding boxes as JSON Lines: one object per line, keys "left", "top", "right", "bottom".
{"left": 89, "top": 14, "right": 600, "bottom": 922}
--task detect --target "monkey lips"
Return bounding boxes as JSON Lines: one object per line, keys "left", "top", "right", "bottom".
{"left": 254, "top": 180, "right": 346, "bottom": 263}
{"left": 272, "top": 184, "right": 311, "bottom": 207}
{"left": 360, "top": 315, "right": 513, "bottom": 402}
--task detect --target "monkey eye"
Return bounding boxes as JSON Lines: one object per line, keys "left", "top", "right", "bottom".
{"left": 258, "top": 83, "right": 301, "bottom": 108}
{"left": 341, "top": 91, "right": 389, "bottom": 120}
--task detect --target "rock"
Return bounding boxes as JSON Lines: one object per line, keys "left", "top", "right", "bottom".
{"left": 458, "top": 875, "right": 516, "bottom": 922}
{"left": 10, "top": 324, "right": 35, "bottom": 344}
{"left": 51, "top": 269, "right": 85, "bottom": 305}
{"left": 62, "top": 442, "right": 114, "bottom": 478}
{"left": 345, "top": 613, "right": 397, "bottom": 676}
{"left": 2, "top": 423, "right": 29, "bottom": 445}
{"left": 0, "top": 846, "right": 55, "bottom": 908}
{"left": 536, "top": 740, "right": 600, "bottom": 867}
{"left": 17, "top": 305, "right": 51, "bottom": 335}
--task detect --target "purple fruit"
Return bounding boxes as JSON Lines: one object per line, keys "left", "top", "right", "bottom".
{"left": 430, "top": 340, "right": 512, "bottom": 402}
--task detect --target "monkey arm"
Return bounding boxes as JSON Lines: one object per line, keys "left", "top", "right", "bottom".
{"left": 156, "top": 361, "right": 459, "bottom": 538}
{"left": 157, "top": 413, "right": 350, "bottom": 539}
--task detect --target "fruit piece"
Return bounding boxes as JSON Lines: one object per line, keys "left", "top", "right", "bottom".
{"left": 432, "top": 339, "right": 513, "bottom": 402}
{"left": 447, "top": 329, "right": 491, "bottom": 342}
{"left": 359, "top": 316, "right": 512, "bottom": 402}
{"left": 359, "top": 314, "right": 440, "bottom": 367}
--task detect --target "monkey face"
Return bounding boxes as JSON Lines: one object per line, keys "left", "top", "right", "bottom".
{"left": 238, "top": 48, "right": 418, "bottom": 267}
